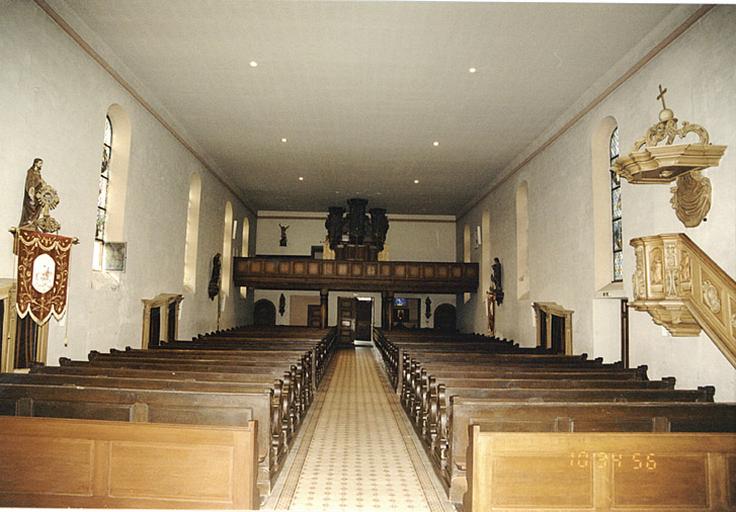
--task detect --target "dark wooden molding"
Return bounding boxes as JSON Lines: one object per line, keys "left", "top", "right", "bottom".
{"left": 234, "top": 257, "right": 478, "bottom": 293}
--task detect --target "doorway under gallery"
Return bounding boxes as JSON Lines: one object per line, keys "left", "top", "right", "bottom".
{"left": 337, "top": 296, "right": 374, "bottom": 346}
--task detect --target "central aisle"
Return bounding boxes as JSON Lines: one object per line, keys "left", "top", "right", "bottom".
{"left": 265, "top": 347, "right": 455, "bottom": 511}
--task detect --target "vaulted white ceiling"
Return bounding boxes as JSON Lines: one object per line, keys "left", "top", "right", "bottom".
{"left": 63, "top": 1, "right": 677, "bottom": 214}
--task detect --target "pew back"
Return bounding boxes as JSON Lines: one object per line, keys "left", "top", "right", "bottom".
{"left": 465, "top": 429, "right": 736, "bottom": 511}
{"left": 0, "top": 416, "right": 259, "bottom": 509}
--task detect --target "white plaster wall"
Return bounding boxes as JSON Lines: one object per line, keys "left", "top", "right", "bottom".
{"left": 254, "top": 211, "right": 456, "bottom": 328}
{"left": 256, "top": 211, "right": 456, "bottom": 261}
{"left": 0, "top": 2, "right": 255, "bottom": 362}
{"left": 457, "top": 7, "right": 736, "bottom": 400}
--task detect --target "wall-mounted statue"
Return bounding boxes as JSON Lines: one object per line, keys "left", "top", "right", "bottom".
{"left": 19, "top": 158, "right": 61, "bottom": 233}
{"left": 207, "top": 253, "right": 221, "bottom": 300}
{"left": 491, "top": 257, "right": 504, "bottom": 305}
{"left": 279, "top": 293, "right": 286, "bottom": 316}
{"left": 279, "top": 224, "right": 289, "bottom": 247}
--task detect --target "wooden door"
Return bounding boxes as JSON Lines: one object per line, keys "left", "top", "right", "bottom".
{"left": 337, "top": 297, "right": 355, "bottom": 345}
{"left": 354, "top": 299, "right": 372, "bottom": 341}
{"left": 148, "top": 306, "right": 161, "bottom": 348}
{"left": 307, "top": 304, "right": 322, "bottom": 328}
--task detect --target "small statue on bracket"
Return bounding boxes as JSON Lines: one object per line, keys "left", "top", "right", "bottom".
{"left": 279, "top": 224, "right": 289, "bottom": 247}
{"left": 491, "top": 257, "right": 504, "bottom": 305}
{"left": 486, "top": 257, "right": 504, "bottom": 336}
{"left": 207, "top": 253, "right": 222, "bottom": 301}
{"left": 19, "top": 158, "right": 61, "bottom": 233}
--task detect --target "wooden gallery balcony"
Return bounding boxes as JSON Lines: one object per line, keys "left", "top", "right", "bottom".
{"left": 233, "top": 257, "right": 479, "bottom": 294}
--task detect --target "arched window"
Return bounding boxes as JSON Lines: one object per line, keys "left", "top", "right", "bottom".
{"left": 516, "top": 181, "right": 529, "bottom": 299}
{"left": 481, "top": 210, "right": 491, "bottom": 294}
{"left": 93, "top": 105, "right": 131, "bottom": 271}
{"left": 222, "top": 201, "right": 234, "bottom": 297}
{"left": 183, "top": 173, "right": 202, "bottom": 293}
{"left": 609, "top": 127, "right": 623, "bottom": 282}
{"left": 240, "top": 217, "right": 250, "bottom": 299}
{"left": 463, "top": 224, "right": 471, "bottom": 303}
{"left": 92, "top": 116, "right": 113, "bottom": 269}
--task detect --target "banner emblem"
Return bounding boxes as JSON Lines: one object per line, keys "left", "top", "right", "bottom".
{"left": 15, "top": 229, "right": 74, "bottom": 324}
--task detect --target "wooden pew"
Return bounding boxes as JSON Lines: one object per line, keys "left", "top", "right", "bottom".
{"left": 445, "top": 399, "right": 736, "bottom": 503}
{"left": 0, "top": 382, "right": 279, "bottom": 495}
{"left": 76, "top": 354, "right": 312, "bottom": 418}
{"left": 0, "top": 416, "right": 259, "bottom": 509}
{"left": 464, "top": 430, "right": 736, "bottom": 511}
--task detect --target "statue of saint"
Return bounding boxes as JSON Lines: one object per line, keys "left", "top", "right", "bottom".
{"left": 19, "top": 157, "right": 61, "bottom": 233}
{"left": 491, "top": 257, "right": 504, "bottom": 305}
{"left": 19, "top": 158, "right": 45, "bottom": 229}
{"left": 279, "top": 224, "right": 289, "bottom": 247}
{"left": 208, "top": 253, "right": 222, "bottom": 300}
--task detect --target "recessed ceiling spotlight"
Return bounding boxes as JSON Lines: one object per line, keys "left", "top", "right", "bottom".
{"left": 249, "top": 61, "right": 258, "bottom": 68}
{"left": 468, "top": 67, "right": 477, "bottom": 73}
{"left": 413, "top": 179, "right": 420, "bottom": 184}
{"left": 432, "top": 141, "right": 440, "bottom": 147}
{"left": 298, "top": 176, "right": 304, "bottom": 181}
{"left": 281, "top": 137, "right": 287, "bottom": 143}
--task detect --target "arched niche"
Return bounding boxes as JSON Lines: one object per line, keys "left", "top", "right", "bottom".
{"left": 516, "top": 180, "right": 529, "bottom": 299}
{"left": 481, "top": 209, "right": 491, "bottom": 293}
{"left": 434, "top": 303, "right": 457, "bottom": 331}
{"left": 463, "top": 224, "right": 471, "bottom": 303}
{"left": 222, "top": 201, "right": 234, "bottom": 298}
{"left": 253, "top": 299, "right": 276, "bottom": 326}
{"left": 183, "top": 172, "right": 202, "bottom": 293}
{"left": 240, "top": 217, "right": 250, "bottom": 299}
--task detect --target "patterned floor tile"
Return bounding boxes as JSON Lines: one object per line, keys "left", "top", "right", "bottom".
{"left": 263, "top": 347, "right": 455, "bottom": 512}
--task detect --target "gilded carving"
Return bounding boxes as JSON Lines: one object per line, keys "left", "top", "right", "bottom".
{"left": 633, "top": 245, "right": 646, "bottom": 299}
{"left": 702, "top": 279, "right": 721, "bottom": 315}
{"left": 630, "top": 233, "right": 735, "bottom": 368}
{"left": 678, "top": 250, "right": 691, "bottom": 283}
{"left": 664, "top": 243, "right": 677, "bottom": 297}
{"left": 612, "top": 85, "right": 725, "bottom": 229}
{"left": 670, "top": 171, "right": 712, "bottom": 228}
{"left": 649, "top": 248, "right": 663, "bottom": 286}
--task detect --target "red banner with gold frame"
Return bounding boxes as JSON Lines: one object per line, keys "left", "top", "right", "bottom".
{"left": 15, "top": 229, "right": 74, "bottom": 325}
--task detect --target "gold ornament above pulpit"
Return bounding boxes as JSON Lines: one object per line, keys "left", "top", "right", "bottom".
{"left": 612, "top": 85, "right": 727, "bottom": 227}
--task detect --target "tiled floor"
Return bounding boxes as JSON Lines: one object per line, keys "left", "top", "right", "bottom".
{"left": 264, "top": 347, "right": 454, "bottom": 512}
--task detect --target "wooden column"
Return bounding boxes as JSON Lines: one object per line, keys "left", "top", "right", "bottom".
{"left": 319, "top": 289, "right": 329, "bottom": 328}
{"left": 382, "top": 291, "right": 395, "bottom": 331}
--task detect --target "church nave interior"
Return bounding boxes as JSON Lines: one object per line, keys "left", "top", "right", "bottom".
{"left": 1, "top": 1, "right": 735, "bottom": 510}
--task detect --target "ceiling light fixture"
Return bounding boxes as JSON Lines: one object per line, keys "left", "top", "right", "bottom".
{"left": 469, "top": 67, "right": 477, "bottom": 73}
{"left": 414, "top": 179, "right": 420, "bottom": 184}
{"left": 249, "top": 61, "right": 258, "bottom": 68}
{"left": 281, "top": 138, "right": 287, "bottom": 143}
{"left": 432, "top": 141, "right": 440, "bottom": 147}
{"left": 298, "top": 176, "right": 304, "bottom": 181}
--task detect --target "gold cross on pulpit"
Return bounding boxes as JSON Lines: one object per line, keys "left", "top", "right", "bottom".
{"left": 657, "top": 84, "right": 668, "bottom": 110}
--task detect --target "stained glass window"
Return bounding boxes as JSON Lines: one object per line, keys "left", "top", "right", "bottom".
{"left": 610, "top": 127, "right": 623, "bottom": 282}
{"left": 96, "top": 116, "right": 112, "bottom": 243}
